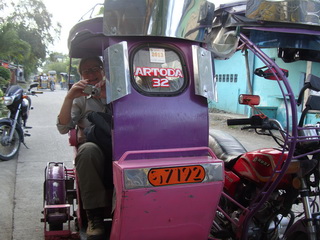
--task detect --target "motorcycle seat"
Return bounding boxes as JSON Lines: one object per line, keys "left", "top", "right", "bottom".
{"left": 209, "top": 129, "right": 246, "bottom": 163}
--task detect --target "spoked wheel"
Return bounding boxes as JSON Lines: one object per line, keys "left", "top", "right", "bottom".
{"left": 0, "top": 123, "right": 21, "bottom": 161}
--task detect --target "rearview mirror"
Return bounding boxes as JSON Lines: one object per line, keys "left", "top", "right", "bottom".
{"left": 306, "top": 74, "right": 320, "bottom": 92}
{"left": 254, "top": 66, "right": 288, "bottom": 80}
{"left": 298, "top": 95, "right": 320, "bottom": 127}
{"left": 297, "top": 74, "right": 320, "bottom": 106}
{"left": 29, "top": 82, "right": 39, "bottom": 90}
{"left": 305, "top": 95, "right": 320, "bottom": 111}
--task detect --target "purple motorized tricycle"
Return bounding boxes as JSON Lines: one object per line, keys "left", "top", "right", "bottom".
{"left": 42, "top": 1, "right": 320, "bottom": 240}
{"left": 42, "top": 1, "right": 223, "bottom": 239}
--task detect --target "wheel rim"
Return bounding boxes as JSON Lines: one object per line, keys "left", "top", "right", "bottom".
{"left": 0, "top": 125, "right": 20, "bottom": 159}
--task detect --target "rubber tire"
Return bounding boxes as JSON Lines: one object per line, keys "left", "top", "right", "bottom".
{"left": 49, "top": 223, "right": 63, "bottom": 231}
{"left": 0, "top": 123, "right": 21, "bottom": 161}
{"left": 286, "top": 232, "right": 308, "bottom": 240}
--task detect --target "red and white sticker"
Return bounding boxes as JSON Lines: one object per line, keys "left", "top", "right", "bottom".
{"left": 152, "top": 78, "right": 169, "bottom": 87}
{"left": 134, "top": 67, "right": 183, "bottom": 78}
{"left": 134, "top": 66, "right": 183, "bottom": 88}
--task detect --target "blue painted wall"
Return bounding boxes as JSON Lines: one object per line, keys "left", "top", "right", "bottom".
{"left": 209, "top": 48, "right": 320, "bottom": 126}
{"left": 209, "top": 50, "right": 248, "bottom": 115}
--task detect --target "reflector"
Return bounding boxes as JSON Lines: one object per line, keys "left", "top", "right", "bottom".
{"left": 238, "top": 94, "right": 260, "bottom": 106}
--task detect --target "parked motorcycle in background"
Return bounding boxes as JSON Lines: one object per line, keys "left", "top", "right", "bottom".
{"left": 49, "top": 79, "right": 55, "bottom": 91}
{"left": 0, "top": 82, "right": 41, "bottom": 161}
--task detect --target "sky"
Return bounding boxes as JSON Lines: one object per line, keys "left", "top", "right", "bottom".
{"left": 42, "top": 0, "right": 102, "bottom": 54}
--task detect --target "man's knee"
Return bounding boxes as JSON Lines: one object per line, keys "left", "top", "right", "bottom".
{"left": 75, "top": 142, "right": 104, "bottom": 166}
{"left": 78, "top": 142, "right": 102, "bottom": 154}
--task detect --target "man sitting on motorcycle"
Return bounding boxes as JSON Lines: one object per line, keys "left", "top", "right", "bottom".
{"left": 56, "top": 56, "right": 112, "bottom": 240}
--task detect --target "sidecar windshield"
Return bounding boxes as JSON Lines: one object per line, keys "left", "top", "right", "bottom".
{"left": 132, "top": 45, "right": 187, "bottom": 96}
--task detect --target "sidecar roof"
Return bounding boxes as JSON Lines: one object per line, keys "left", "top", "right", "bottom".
{"left": 68, "top": 17, "right": 107, "bottom": 58}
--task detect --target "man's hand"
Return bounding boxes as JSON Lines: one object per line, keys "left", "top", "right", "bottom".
{"left": 66, "top": 79, "right": 91, "bottom": 100}
{"left": 95, "top": 80, "right": 106, "bottom": 99}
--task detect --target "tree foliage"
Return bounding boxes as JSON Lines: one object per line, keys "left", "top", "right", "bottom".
{"left": 0, "top": 0, "right": 61, "bottom": 80}
{"left": 42, "top": 54, "right": 80, "bottom": 83}
{"left": 0, "top": 66, "right": 11, "bottom": 86}
{"left": 0, "top": 66, "right": 11, "bottom": 80}
{"left": 8, "top": 0, "right": 60, "bottom": 49}
{"left": 0, "top": 1, "right": 8, "bottom": 24}
{"left": 0, "top": 23, "right": 31, "bottom": 63}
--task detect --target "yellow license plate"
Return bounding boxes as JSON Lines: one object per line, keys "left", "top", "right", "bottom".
{"left": 148, "top": 165, "right": 205, "bottom": 186}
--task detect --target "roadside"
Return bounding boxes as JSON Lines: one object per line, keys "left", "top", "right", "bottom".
{"left": 0, "top": 86, "right": 73, "bottom": 240}
{"left": 209, "top": 109, "right": 277, "bottom": 151}
{"left": 0, "top": 82, "right": 29, "bottom": 240}
{"left": 12, "top": 87, "right": 73, "bottom": 240}
{"left": 0, "top": 156, "right": 16, "bottom": 240}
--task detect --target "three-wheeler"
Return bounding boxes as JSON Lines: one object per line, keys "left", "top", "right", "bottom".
{"left": 42, "top": 0, "right": 320, "bottom": 239}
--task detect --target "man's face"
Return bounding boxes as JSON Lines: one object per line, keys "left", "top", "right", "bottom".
{"left": 81, "top": 60, "right": 104, "bottom": 85}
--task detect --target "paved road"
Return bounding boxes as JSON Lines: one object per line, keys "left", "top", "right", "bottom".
{"left": 0, "top": 86, "right": 73, "bottom": 240}
{"left": 0, "top": 86, "right": 277, "bottom": 240}
{"left": 209, "top": 111, "right": 277, "bottom": 151}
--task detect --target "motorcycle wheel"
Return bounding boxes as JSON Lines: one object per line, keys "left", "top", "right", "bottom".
{"left": 50, "top": 83, "right": 55, "bottom": 91}
{"left": 286, "top": 232, "right": 308, "bottom": 240}
{"left": 0, "top": 123, "right": 21, "bottom": 161}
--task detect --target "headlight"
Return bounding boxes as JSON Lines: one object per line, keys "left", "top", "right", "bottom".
{"left": 3, "top": 96, "right": 14, "bottom": 106}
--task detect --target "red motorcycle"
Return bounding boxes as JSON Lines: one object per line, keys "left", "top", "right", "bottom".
{"left": 210, "top": 74, "right": 320, "bottom": 240}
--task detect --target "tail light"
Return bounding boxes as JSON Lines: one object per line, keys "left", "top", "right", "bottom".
{"left": 239, "top": 94, "right": 260, "bottom": 106}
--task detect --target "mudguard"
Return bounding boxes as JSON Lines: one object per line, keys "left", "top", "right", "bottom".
{"left": 0, "top": 118, "right": 24, "bottom": 143}
{"left": 45, "top": 162, "right": 67, "bottom": 205}
{"left": 42, "top": 162, "right": 78, "bottom": 239}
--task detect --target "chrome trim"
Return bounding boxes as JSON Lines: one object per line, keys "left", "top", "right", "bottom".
{"left": 103, "top": 0, "right": 214, "bottom": 42}
{"left": 192, "top": 45, "right": 216, "bottom": 101}
{"left": 246, "top": 0, "right": 320, "bottom": 26}
{"left": 104, "top": 41, "right": 131, "bottom": 103}
{"left": 123, "top": 162, "right": 223, "bottom": 190}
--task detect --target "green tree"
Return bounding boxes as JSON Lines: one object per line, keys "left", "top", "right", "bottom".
{"left": 0, "top": 1, "right": 7, "bottom": 24}
{"left": 69, "top": 58, "right": 81, "bottom": 81}
{"left": 43, "top": 61, "right": 67, "bottom": 81}
{"left": 0, "top": 23, "right": 31, "bottom": 63}
{"left": 0, "top": 0, "right": 61, "bottom": 80}
{"left": 41, "top": 54, "right": 80, "bottom": 82}
{"left": 0, "top": 66, "right": 11, "bottom": 86}
{"left": 8, "top": 0, "right": 61, "bottom": 48}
